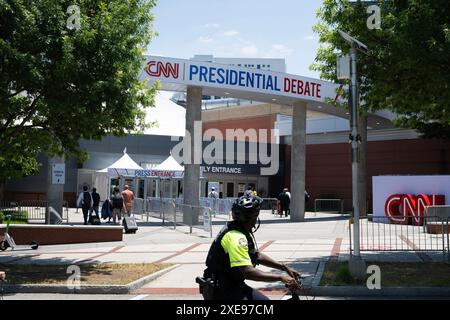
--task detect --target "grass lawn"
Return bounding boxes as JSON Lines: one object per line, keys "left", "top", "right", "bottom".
{"left": 321, "top": 261, "right": 450, "bottom": 287}
{"left": 1, "top": 210, "right": 29, "bottom": 224}
{"left": 0, "top": 263, "right": 171, "bottom": 285}
{"left": 0, "top": 220, "right": 27, "bottom": 225}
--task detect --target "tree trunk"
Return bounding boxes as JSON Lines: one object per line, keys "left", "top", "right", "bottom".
{"left": 0, "top": 178, "right": 6, "bottom": 201}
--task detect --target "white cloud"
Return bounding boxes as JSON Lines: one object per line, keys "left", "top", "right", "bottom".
{"left": 240, "top": 45, "right": 259, "bottom": 56}
{"left": 271, "top": 44, "right": 293, "bottom": 55}
{"left": 224, "top": 29, "right": 239, "bottom": 37}
{"left": 198, "top": 36, "right": 214, "bottom": 43}
{"left": 303, "top": 35, "right": 318, "bottom": 41}
{"left": 204, "top": 23, "right": 220, "bottom": 28}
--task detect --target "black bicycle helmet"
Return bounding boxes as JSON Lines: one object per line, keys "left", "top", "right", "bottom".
{"left": 231, "top": 195, "right": 263, "bottom": 224}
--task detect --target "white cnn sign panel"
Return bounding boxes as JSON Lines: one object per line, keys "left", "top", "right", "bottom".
{"left": 372, "top": 175, "right": 450, "bottom": 221}
{"left": 139, "top": 56, "right": 340, "bottom": 104}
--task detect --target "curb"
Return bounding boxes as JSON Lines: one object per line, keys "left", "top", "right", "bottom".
{"left": 309, "top": 260, "right": 450, "bottom": 297}
{"left": 310, "top": 286, "right": 450, "bottom": 297}
{"left": 311, "top": 260, "right": 326, "bottom": 287}
{"left": 2, "top": 264, "right": 180, "bottom": 294}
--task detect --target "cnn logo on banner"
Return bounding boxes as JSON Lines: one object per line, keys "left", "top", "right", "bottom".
{"left": 145, "top": 61, "right": 179, "bottom": 78}
{"left": 384, "top": 194, "right": 445, "bottom": 225}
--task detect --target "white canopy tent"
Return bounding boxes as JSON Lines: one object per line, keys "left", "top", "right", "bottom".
{"left": 100, "top": 149, "right": 144, "bottom": 176}
{"left": 152, "top": 155, "right": 184, "bottom": 199}
{"left": 94, "top": 150, "right": 205, "bottom": 201}
{"left": 94, "top": 149, "right": 144, "bottom": 200}
{"left": 153, "top": 155, "right": 184, "bottom": 175}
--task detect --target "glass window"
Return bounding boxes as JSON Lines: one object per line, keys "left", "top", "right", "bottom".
{"left": 227, "top": 182, "right": 234, "bottom": 198}
{"left": 238, "top": 183, "right": 246, "bottom": 197}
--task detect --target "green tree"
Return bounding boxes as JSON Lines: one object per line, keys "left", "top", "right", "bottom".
{"left": 0, "top": 0, "right": 158, "bottom": 196}
{"left": 312, "top": 0, "right": 450, "bottom": 138}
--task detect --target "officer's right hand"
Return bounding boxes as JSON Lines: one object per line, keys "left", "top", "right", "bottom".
{"left": 280, "top": 275, "right": 299, "bottom": 292}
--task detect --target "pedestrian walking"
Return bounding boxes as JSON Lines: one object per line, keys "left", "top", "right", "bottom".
{"left": 89, "top": 187, "right": 101, "bottom": 219}
{"left": 121, "top": 185, "right": 135, "bottom": 217}
{"left": 77, "top": 186, "right": 93, "bottom": 225}
{"left": 277, "top": 188, "right": 291, "bottom": 217}
{"left": 111, "top": 187, "right": 124, "bottom": 224}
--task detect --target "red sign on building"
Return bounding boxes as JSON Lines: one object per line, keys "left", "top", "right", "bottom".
{"left": 384, "top": 194, "right": 445, "bottom": 225}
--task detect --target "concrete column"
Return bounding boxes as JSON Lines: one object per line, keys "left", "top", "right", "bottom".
{"left": 46, "top": 155, "right": 64, "bottom": 224}
{"left": 290, "top": 102, "right": 307, "bottom": 222}
{"left": 184, "top": 86, "right": 202, "bottom": 223}
{"left": 143, "top": 178, "right": 148, "bottom": 199}
{"left": 358, "top": 113, "right": 368, "bottom": 217}
{"left": 155, "top": 179, "right": 160, "bottom": 198}
{"left": 184, "top": 86, "right": 202, "bottom": 207}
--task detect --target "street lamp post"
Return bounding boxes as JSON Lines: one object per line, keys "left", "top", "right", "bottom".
{"left": 349, "top": 46, "right": 360, "bottom": 257}
{"left": 338, "top": 30, "right": 367, "bottom": 278}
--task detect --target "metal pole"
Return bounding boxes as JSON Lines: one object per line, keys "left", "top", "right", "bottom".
{"left": 350, "top": 47, "right": 361, "bottom": 257}
{"left": 210, "top": 208, "right": 213, "bottom": 238}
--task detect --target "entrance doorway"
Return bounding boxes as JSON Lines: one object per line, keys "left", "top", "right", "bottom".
{"left": 226, "top": 182, "right": 234, "bottom": 198}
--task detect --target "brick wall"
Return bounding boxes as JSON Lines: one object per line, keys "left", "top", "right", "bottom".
{"left": 0, "top": 225, "right": 123, "bottom": 245}
{"left": 285, "top": 138, "right": 450, "bottom": 212}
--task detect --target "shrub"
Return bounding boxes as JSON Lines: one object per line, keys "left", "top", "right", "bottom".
{"left": 335, "top": 264, "right": 354, "bottom": 284}
{"left": 0, "top": 210, "right": 28, "bottom": 223}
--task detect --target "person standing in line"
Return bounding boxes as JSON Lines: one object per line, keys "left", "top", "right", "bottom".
{"left": 208, "top": 186, "right": 219, "bottom": 215}
{"left": 208, "top": 187, "right": 219, "bottom": 199}
{"left": 111, "top": 187, "right": 124, "bottom": 224}
{"left": 286, "top": 189, "right": 291, "bottom": 201}
{"left": 90, "top": 187, "right": 101, "bottom": 219}
{"left": 77, "top": 186, "right": 93, "bottom": 225}
{"left": 101, "top": 198, "right": 112, "bottom": 223}
{"left": 121, "top": 185, "right": 135, "bottom": 217}
{"left": 277, "top": 188, "right": 290, "bottom": 217}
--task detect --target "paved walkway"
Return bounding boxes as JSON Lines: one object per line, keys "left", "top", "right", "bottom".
{"left": 1, "top": 209, "right": 447, "bottom": 298}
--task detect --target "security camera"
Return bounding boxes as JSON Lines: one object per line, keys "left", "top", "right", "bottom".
{"left": 338, "top": 30, "right": 368, "bottom": 54}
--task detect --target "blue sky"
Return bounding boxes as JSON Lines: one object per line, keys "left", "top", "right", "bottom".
{"left": 148, "top": 0, "right": 324, "bottom": 78}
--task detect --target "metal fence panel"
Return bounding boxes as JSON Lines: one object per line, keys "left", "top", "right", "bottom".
{"left": 138, "top": 198, "right": 212, "bottom": 236}
{"left": 350, "top": 214, "right": 449, "bottom": 261}
{"left": 314, "top": 199, "right": 344, "bottom": 214}
{"left": 0, "top": 200, "right": 69, "bottom": 224}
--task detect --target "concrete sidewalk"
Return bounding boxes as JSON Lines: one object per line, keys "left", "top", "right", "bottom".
{"left": 1, "top": 210, "right": 448, "bottom": 298}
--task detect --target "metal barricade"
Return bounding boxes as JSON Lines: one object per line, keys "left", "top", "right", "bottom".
{"left": 0, "top": 200, "right": 69, "bottom": 224}
{"left": 261, "top": 198, "right": 278, "bottom": 214}
{"left": 140, "top": 198, "right": 212, "bottom": 237}
{"left": 349, "top": 213, "right": 450, "bottom": 261}
{"left": 314, "top": 199, "right": 344, "bottom": 215}
{"left": 175, "top": 203, "right": 212, "bottom": 237}
{"left": 200, "top": 197, "right": 235, "bottom": 220}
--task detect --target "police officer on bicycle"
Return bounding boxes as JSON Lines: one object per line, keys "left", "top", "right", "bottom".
{"left": 200, "top": 195, "right": 300, "bottom": 300}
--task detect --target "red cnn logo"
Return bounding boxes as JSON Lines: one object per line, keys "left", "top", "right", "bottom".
{"left": 384, "top": 194, "right": 445, "bottom": 225}
{"left": 145, "top": 61, "right": 179, "bottom": 78}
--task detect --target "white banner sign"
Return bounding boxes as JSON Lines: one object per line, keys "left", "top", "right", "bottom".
{"left": 107, "top": 168, "right": 184, "bottom": 178}
{"left": 372, "top": 175, "right": 450, "bottom": 224}
{"left": 139, "top": 56, "right": 340, "bottom": 104}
